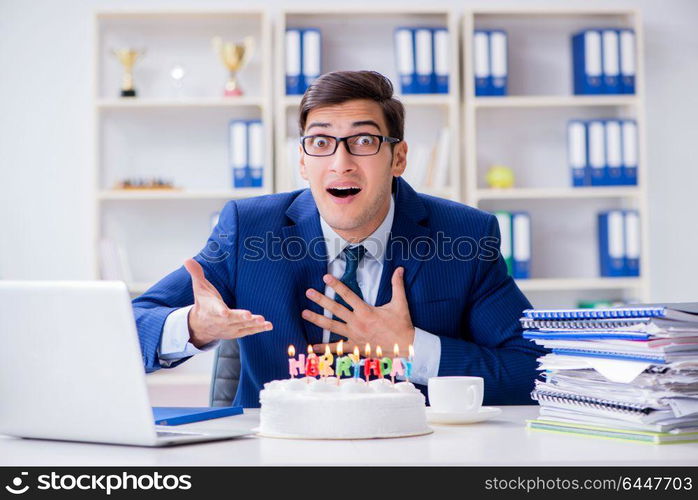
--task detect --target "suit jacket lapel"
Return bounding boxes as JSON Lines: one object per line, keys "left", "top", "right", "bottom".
{"left": 281, "top": 190, "right": 328, "bottom": 346}
{"left": 375, "top": 177, "right": 430, "bottom": 307}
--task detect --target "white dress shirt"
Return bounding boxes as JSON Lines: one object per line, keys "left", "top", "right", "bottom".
{"left": 159, "top": 195, "right": 441, "bottom": 384}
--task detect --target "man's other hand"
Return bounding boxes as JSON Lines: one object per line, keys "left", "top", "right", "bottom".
{"left": 183, "top": 258, "right": 273, "bottom": 348}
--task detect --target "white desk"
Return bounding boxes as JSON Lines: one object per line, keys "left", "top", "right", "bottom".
{"left": 1, "top": 407, "right": 697, "bottom": 466}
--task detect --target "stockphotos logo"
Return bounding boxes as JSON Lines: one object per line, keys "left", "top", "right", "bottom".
{"left": 5, "top": 472, "right": 29, "bottom": 495}
{"left": 3, "top": 471, "right": 192, "bottom": 496}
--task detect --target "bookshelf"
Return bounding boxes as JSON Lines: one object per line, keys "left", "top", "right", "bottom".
{"left": 93, "top": 10, "right": 273, "bottom": 293}
{"left": 462, "top": 8, "right": 650, "bottom": 307}
{"left": 274, "top": 7, "right": 461, "bottom": 201}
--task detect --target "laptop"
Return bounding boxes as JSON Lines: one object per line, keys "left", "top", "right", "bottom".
{"left": 0, "top": 280, "right": 251, "bottom": 446}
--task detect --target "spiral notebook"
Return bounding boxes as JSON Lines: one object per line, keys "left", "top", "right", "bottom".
{"left": 522, "top": 303, "right": 698, "bottom": 322}
{"left": 520, "top": 316, "right": 698, "bottom": 333}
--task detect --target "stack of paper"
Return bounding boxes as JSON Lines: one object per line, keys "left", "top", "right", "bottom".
{"left": 522, "top": 303, "right": 698, "bottom": 444}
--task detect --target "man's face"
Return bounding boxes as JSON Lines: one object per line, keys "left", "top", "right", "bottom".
{"left": 300, "top": 99, "right": 407, "bottom": 238}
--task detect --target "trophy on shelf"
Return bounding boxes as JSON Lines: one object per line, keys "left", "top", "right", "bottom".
{"left": 212, "top": 36, "right": 254, "bottom": 97}
{"left": 112, "top": 48, "right": 145, "bottom": 98}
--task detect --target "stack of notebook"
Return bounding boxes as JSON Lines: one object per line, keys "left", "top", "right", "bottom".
{"left": 522, "top": 303, "right": 698, "bottom": 444}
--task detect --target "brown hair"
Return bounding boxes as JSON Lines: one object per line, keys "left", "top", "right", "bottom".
{"left": 298, "top": 70, "right": 405, "bottom": 141}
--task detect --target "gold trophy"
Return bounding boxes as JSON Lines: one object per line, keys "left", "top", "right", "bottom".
{"left": 212, "top": 36, "right": 254, "bottom": 97}
{"left": 112, "top": 48, "right": 145, "bottom": 98}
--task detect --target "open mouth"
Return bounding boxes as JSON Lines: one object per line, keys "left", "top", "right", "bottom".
{"left": 326, "top": 187, "right": 362, "bottom": 199}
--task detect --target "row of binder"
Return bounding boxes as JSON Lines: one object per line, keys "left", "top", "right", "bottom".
{"left": 229, "top": 120, "right": 264, "bottom": 188}
{"left": 598, "top": 210, "right": 640, "bottom": 277}
{"left": 473, "top": 30, "right": 508, "bottom": 96}
{"left": 394, "top": 27, "right": 450, "bottom": 94}
{"left": 495, "top": 211, "right": 530, "bottom": 279}
{"left": 568, "top": 119, "right": 638, "bottom": 187}
{"left": 285, "top": 28, "right": 322, "bottom": 95}
{"left": 572, "top": 29, "right": 636, "bottom": 95}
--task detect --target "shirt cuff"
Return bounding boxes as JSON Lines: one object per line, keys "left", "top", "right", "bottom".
{"left": 159, "top": 305, "right": 220, "bottom": 366}
{"left": 403, "top": 327, "right": 441, "bottom": 386}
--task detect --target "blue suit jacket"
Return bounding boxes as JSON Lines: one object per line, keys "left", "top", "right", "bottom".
{"left": 133, "top": 177, "right": 546, "bottom": 407}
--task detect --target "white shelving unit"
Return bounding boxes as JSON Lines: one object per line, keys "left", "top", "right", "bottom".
{"left": 93, "top": 10, "right": 273, "bottom": 294}
{"left": 462, "top": 8, "right": 650, "bottom": 307}
{"left": 274, "top": 7, "right": 461, "bottom": 201}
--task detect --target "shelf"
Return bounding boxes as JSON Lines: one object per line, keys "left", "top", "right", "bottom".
{"left": 516, "top": 278, "right": 644, "bottom": 292}
{"left": 475, "top": 187, "right": 641, "bottom": 201}
{"left": 98, "top": 189, "right": 271, "bottom": 201}
{"left": 96, "top": 97, "right": 265, "bottom": 109}
{"left": 472, "top": 95, "right": 638, "bottom": 109}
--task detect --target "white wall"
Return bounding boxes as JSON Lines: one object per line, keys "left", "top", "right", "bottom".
{"left": 1, "top": 0, "right": 697, "bottom": 305}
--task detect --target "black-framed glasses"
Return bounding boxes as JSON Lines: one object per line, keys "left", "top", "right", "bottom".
{"left": 300, "top": 133, "right": 401, "bottom": 157}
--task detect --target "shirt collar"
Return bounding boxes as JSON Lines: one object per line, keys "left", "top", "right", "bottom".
{"left": 319, "top": 195, "right": 395, "bottom": 264}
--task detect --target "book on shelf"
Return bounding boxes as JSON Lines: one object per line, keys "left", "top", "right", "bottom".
{"left": 473, "top": 29, "right": 507, "bottom": 96}
{"left": 567, "top": 119, "right": 638, "bottom": 187}
{"left": 572, "top": 29, "right": 636, "bottom": 95}
{"left": 99, "top": 238, "right": 133, "bottom": 283}
{"left": 229, "top": 120, "right": 265, "bottom": 189}
{"left": 494, "top": 211, "right": 530, "bottom": 279}
{"left": 394, "top": 27, "right": 450, "bottom": 95}
{"left": 598, "top": 210, "right": 640, "bottom": 278}
{"left": 285, "top": 28, "right": 322, "bottom": 95}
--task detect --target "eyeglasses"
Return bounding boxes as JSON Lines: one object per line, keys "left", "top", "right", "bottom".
{"left": 300, "top": 134, "right": 401, "bottom": 157}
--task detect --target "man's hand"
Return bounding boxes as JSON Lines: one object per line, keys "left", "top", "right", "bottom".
{"left": 184, "top": 258, "right": 272, "bottom": 348}
{"left": 301, "top": 266, "right": 415, "bottom": 355}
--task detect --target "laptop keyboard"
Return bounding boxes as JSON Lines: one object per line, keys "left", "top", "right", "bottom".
{"left": 156, "top": 430, "right": 205, "bottom": 438}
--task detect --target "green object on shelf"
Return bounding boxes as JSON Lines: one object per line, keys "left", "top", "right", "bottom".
{"left": 577, "top": 300, "right": 626, "bottom": 309}
{"left": 494, "top": 211, "right": 513, "bottom": 275}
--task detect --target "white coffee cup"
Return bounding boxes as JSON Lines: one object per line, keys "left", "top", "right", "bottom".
{"left": 428, "top": 376, "right": 484, "bottom": 413}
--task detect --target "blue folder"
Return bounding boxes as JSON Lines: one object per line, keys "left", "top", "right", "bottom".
{"left": 152, "top": 406, "right": 243, "bottom": 426}
{"left": 572, "top": 30, "right": 603, "bottom": 95}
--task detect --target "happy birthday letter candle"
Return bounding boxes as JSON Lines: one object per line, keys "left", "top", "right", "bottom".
{"left": 379, "top": 344, "right": 392, "bottom": 380}
{"left": 305, "top": 344, "right": 319, "bottom": 378}
{"left": 350, "top": 346, "right": 361, "bottom": 379}
{"left": 318, "top": 344, "right": 335, "bottom": 377}
{"left": 288, "top": 345, "right": 306, "bottom": 378}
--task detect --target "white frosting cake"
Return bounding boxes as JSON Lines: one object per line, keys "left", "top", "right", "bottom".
{"left": 259, "top": 377, "right": 431, "bottom": 439}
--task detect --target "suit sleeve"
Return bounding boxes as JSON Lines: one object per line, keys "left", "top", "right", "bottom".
{"left": 131, "top": 200, "right": 239, "bottom": 372}
{"left": 437, "top": 214, "right": 548, "bottom": 404}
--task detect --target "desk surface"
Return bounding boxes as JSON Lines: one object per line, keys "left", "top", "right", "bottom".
{"left": 1, "top": 407, "right": 697, "bottom": 466}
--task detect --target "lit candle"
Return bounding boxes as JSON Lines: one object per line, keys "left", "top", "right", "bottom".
{"left": 376, "top": 345, "right": 388, "bottom": 379}
{"left": 363, "top": 343, "right": 372, "bottom": 382}
{"left": 404, "top": 344, "right": 414, "bottom": 380}
{"left": 349, "top": 346, "right": 361, "bottom": 380}
{"left": 318, "top": 344, "right": 335, "bottom": 378}
{"left": 288, "top": 345, "right": 306, "bottom": 378}
{"left": 390, "top": 344, "right": 400, "bottom": 384}
{"left": 334, "top": 341, "right": 346, "bottom": 384}
{"left": 379, "top": 345, "right": 392, "bottom": 382}
{"left": 305, "top": 344, "right": 319, "bottom": 381}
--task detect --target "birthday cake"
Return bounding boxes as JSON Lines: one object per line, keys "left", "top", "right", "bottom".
{"left": 258, "top": 377, "right": 431, "bottom": 439}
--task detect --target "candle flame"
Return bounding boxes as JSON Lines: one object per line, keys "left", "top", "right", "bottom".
{"left": 376, "top": 345, "right": 383, "bottom": 358}
{"left": 353, "top": 346, "right": 360, "bottom": 358}
{"left": 393, "top": 343, "right": 399, "bottom": 357}
{"left": 337, "top": 340, "right": 344, "bottom": 356}
{"left": 307, "top": 344, "right": 313, "bottom": 354}
{"left": 288, "top": 345, "right": 295, "bottom": 357}
{"left": 364, "top": 343, "right": 371, "bottom": 358}
{"left": 409, "top": 344, "right": 414, "bottom": 359}
{"left": 324, "top": 344, "right": 331, "bottom": 356}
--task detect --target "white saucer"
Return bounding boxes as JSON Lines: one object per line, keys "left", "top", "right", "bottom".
{"left": 426, "top": 406, "right": 502, "bottom": 425}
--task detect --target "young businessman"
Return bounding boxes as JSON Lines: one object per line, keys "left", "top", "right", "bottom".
{"left": 132, "top": 70, "right": 546, "bottom": 407}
